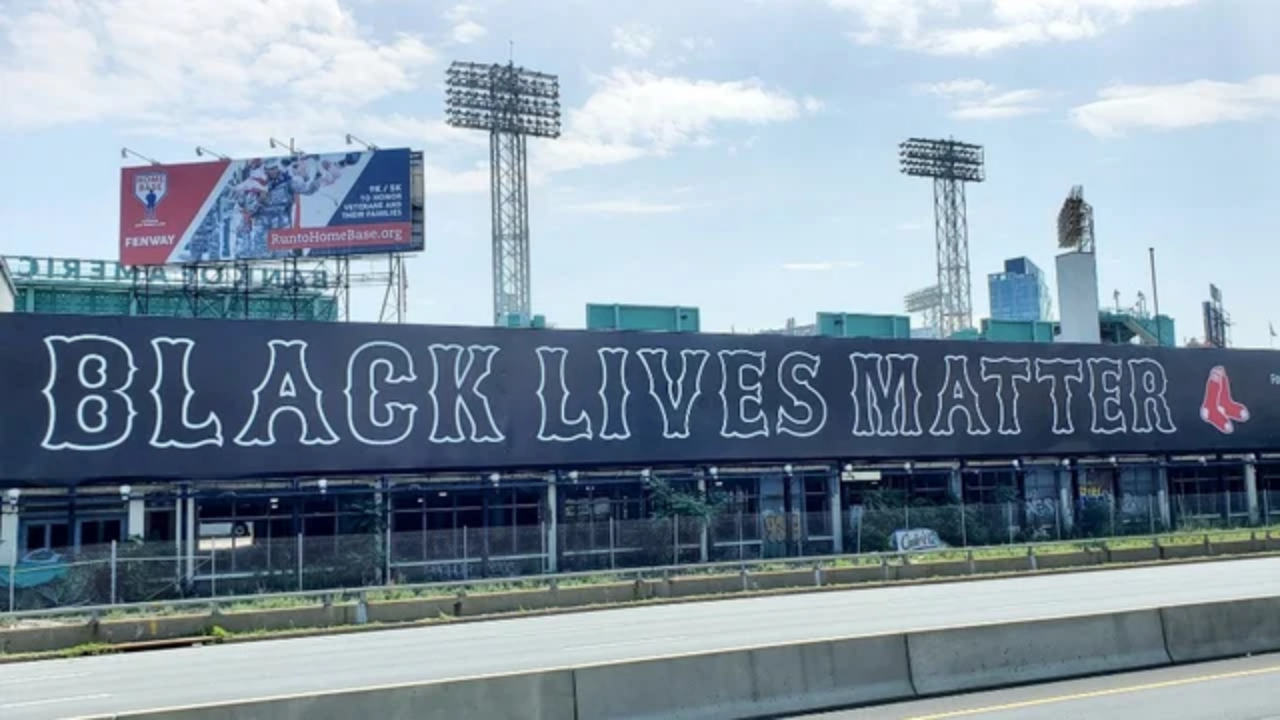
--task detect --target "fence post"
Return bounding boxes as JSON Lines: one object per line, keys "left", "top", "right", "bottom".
{"left": 672, "top": 516, "right": 679, "bottom": 566}
{"left": 110, "top": 540, "right": 118, "bottom": 605}
{"left": 855, "top": 509, "right": 863, "bottom": 555}
{"left": 210, "top": 546, "right": 217, "bottom": 598}
{"left": 738, "top": 511, "right": 746, "bottom": 565}
{"left": 296, "top": 532, "right": 304, "bottom": 592}
{"left": 462, "top": 527, "right": 470, "bottom": 581}
{"left": 609, "top": 516, "right": 617, "bottom": 571}
{"left": 6, "top": 552, "right": 15, "bottom": 613}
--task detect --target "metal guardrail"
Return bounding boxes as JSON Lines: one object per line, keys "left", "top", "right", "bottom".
{"left": 4, "top": 529, "right": 1266, "bottom": 624}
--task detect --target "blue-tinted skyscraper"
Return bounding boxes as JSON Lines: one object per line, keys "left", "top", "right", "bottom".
{"left": 988, "top": 257, "right": 1051, "bottom": 322}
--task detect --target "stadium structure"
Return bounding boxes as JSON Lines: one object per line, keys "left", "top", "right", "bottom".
{"left": 0, "top": 257, "right": 14, "bottom": 313}
{"left": 0, "top": 137, "right": 1275, "bottom": 613}
{"left": 3, "top": 256, "right": 339, "bottom": 322}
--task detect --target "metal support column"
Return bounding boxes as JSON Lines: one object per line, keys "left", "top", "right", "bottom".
{"left": 1246, "top": 459, "right": 1260, "bottom": 525}
{"left": 933, "top": 177, "right": 972, "bottom": 335}
{"left": 490, "top": 131, "right": 531, "bottom": 325}
{"left": 828, "top": 471, "right": 843, "bottom": 555}
{"left": 546, "top": 475, "right": 558, "bottom": 573}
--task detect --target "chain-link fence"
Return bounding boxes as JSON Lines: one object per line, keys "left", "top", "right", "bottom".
{"left": 2, "top": 491, "right": 1269, "bottom": 612}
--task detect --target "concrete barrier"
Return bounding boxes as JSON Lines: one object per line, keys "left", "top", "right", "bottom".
{"left": 907, "top": 610, "right": 1171, "bottom": 696}
{"left": 572, "top": 633, "right": 914, "bottom": 720}
{"left": 103, "top": 669, "right": 576, "bottom": 720}
{"left": 1161, "top": 596, "right": 1280, "bottom": 663}
{"left": 1036, "top": 550, "right": 1101, "bottom": 570}
{"left": 0, "top": 623, "right": 92, "bottom": 654}
{"left": 72, "top": 594, "right": 1280, "bottom": 720}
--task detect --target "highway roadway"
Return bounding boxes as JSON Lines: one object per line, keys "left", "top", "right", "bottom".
{"left": 4, "top": 556, "right": 1280, "bottom": 719}
{"left": 795, "top": 653, "right": 1280, "bottom": 719}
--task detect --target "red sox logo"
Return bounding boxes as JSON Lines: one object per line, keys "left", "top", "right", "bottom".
{"left": 1201, "top": 365, "right": 1249, "bottom": 435}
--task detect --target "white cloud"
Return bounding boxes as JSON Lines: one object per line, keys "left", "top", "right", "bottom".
{"left": 916, "top": 78, "right": 1047, "bottom": 119}
{"left": 897, "top": 220, "right": 928, "bottom": 232}
{"left": 1071, "top": 75, "right": 1280, "bottom": 137}
{"left": 423, "top": 163, "right": 489, "bottom": 194}
{"left": 531, "top": 69, "right": 818, "bottom": 176}
{"left": 680, "top": 36, "right": 717, "bottom": 52}
{"left": 781, "top": 261, "right": 861, "bottom": 272}
{"left": 1, "top": 0, "right": 437, "bottom": 142}
{"left": 452, "top": 20, "right": 487, "bottom": 44}
{"left": 830, "top": 0, "right": 1198, "bottom": 55}
{"left": 443, "top": 3, "right": 476, "bottom": 23}
{"left": 566, "top": 70, "right": 820, "bottom": 155}
{"left": 564, "top": 199, "right": 690, "bottom": 215}
{"left": 444, "top": 3, "right": 486, "bottom": 44}
{"left": 611, "top": 25, "right": 657, "bottom": 59}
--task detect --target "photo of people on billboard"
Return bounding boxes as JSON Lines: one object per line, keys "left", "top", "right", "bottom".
{"left": 119, "top": 148, "right": 420, "bottom": 266}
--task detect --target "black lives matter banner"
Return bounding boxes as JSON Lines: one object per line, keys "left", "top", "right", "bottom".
{"left": 1, "top": 313, "right": 1277, "bottom": 486}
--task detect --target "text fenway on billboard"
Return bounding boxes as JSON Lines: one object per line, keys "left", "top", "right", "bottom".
{"left": 119, "top": 148, "right": 423, "bottom": 265}
{"left": 3, "top": 315, "right": 1279, "bottom": 486}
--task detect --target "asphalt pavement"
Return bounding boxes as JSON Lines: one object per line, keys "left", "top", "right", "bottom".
{"left": 794, "top": 653, "right": 1280, "bottom": 719}
{"left": 4, "top": 556, "right": 1280, "bottom": 719}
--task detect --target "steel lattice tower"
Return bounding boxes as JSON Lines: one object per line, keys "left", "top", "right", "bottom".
{"left": 446, "top": 61, "right": 561, "bottom": 326}
{"left": 900, "top": 138, "right": 986, "bottom": 338}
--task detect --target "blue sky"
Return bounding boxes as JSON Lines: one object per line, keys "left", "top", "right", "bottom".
{"left": 1, "top": 0, "right": 1277, "bottom": 345}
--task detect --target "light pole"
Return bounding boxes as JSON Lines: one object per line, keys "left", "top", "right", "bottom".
{"left": 446, "top": 60, "right": 562, "bottom": 327}
{"left": 900, "top": 137, "right": 986, "bottom": 338}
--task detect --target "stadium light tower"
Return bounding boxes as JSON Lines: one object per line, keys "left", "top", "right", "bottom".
{"left": 899, "top": 137, "right": 986, "bottom": 338}
{"left": 1057, "top": 185, "right": 1095, "bottom": 253}
{"left": 446, "top": 60, "right": 562, "bottom": 326}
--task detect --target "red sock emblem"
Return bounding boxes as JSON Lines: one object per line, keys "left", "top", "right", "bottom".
{"left": 1216, "top": 367, "right": 1250, "bottom": 423}
{"left": 1201, "top": 366, "right": 1248, "bottom": 435}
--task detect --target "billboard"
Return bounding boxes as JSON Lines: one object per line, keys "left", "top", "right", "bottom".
{"left": 119, "top": 148, "right": 424, "bottom": 265}
{"left": 2, "top": 313, "right": 1279, "bottom": 486}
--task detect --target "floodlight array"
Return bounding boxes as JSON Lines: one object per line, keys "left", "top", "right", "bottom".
{"left": 904, "top": 285, "right": 942, "bottom": 313}
{"left": 898, "top": 138, "right": 985, "bottom": 182}
{"left": 445, "top": 61, "right": 562, "bottom": 138}
{"left": 1056, "top": 185, "right": 1095, "bottom": 251}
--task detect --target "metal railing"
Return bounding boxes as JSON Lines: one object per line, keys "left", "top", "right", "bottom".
{"left": 0, "top": 491, "right": 1267, "bottom": 617}
{"left": 5, "top": 526, "right": 1273, "bottom": 624}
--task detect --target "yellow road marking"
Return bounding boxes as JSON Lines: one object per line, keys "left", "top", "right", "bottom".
{"left": 906, "top": 663, "right": 1280, "bottom": 719}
